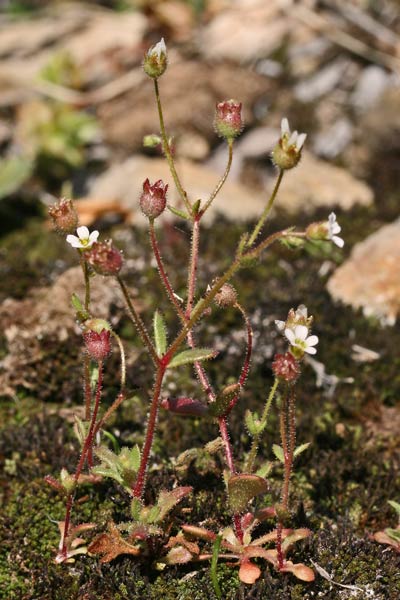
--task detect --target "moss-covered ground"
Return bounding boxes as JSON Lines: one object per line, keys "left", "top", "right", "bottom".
{"left": 1, "top": 199, "right": 400, "bottom": 599}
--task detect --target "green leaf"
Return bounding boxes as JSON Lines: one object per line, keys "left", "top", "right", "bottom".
{"left": 71, "top": 293, "right": 84, "bottom": 312}
{"left": 256, "top": 461, "right": 273, "bottom": 478}
{"left": 385, "top": 528, "right": 400, "bottom": 543}
{"left": 73, "top": 415, "right": 88, "bottom": 447}
{"left": 0, "top": 156, "right": 34, "bottom": 200}
{"left": 272, "top": 444, "right": 285, "bottom": 463}
{"left": 244, "top": 409, "right": 265, "bottom": 436}
{"left": 156, "top": 486, "right": 192, "bottom": 522}
{"left": 293, "top": 442, "right": 311, "bottom": 458}
{"left": 209, "top": 384, "right": 240, "bottom": 418}
{"left": 228, "top": 474, "right": 268, "bottom": 513}
{"left": 388, "top": 500, "right": 400, "bottom": 518}
{"left": 168, "top": 348, "right": 217, "bottom": 369}
{"left": 153, "top": 311, "right": 167, "bottom": 357}
{"left": 167, "top": 204, "right": 189, "bottom": 220}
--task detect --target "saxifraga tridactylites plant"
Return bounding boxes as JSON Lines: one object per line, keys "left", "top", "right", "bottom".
{"left": 46, "top": 38, "right": 345, "bottom": 588}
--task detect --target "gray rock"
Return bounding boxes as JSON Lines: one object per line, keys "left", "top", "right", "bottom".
{"left": 294, "top": 59, "right": 350, "bottom": 103}
{"left": 351, "top": 65, "right": 391, "bottom": 112}
{"left": 313, "top": 118, "right": 353, "bottom": 159}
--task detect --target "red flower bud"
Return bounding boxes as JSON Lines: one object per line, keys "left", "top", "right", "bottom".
{"left": 48, "top": 198, "right": 79, "bottom": 234}
{"left": 84, "top": 329, "right": 111, "bottom": 362}
{"left": 214, "top": 283, "right": 238, "bottom": 308}
{"left": 85, "top": 240, "right": 122, "bottom": 276}
{"left": 214, "top": 100, "right": 243, "bottom": 139}
{"left": 139, "top": 178, "right": 168, "bottom": 219}
{"left": 272, "top": 352, "right": 300, "bottom": 383}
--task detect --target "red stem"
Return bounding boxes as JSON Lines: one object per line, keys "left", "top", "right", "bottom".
{"left": 226, "top": 302, "right": 253, "bottom": 414}
{"left": 132, "top": 365, "right": 166, "bottom": 499}
{"left": 60, "top": 361, "right": 103, "bottom": 559}
{"left": 149, "top": 220, "right": 186, "bottom": 321}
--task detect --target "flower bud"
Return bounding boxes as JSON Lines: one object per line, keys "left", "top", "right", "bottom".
{"left": 83, "top": 329, "right": 111, "bottom": 362}
{"left": 214, "top": 100, "right": 243, "bottom": 140}
{"left": 285, "top": 305, "right": 313, "bottom": 330}
{"left": 48, "top": 198, "right": 79, "bottom": 234}
{"left": 214, "top": 283, "right": 237, "bottom": 308}
{"left": 85, "top": 240, "right": 122, "bottom": 276}
{"left": 139, "top": 178, "right": 168, "bottom": 219}
{"left": 306, "top": 213, "right": 344, "bottom": 248}
{"left": 272, "top": 118, "right": 306, "bottom": 170}
{"left": 272, "top": 352, "right": 300, "bottom": 383}
{"left": 143, "top": 38, "right": 167, "bottom": 79}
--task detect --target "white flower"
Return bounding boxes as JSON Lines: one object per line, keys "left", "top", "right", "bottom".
{"left": 150, "top": 38, "right": 167, "bottom": 59}
{"left": 328, "top": 212, "right": 344, "bottom": 248}
{"left": 280, "top": 117, "right": 307, "bottom": 151}
{"left": 66, "top": 226, "right": 99, "bottom": 249}
{"left": 285, "top": 325, "right": 319, "bottom": 355}
{"left": 275, "top": 319, "right": 286, "bottom": 332}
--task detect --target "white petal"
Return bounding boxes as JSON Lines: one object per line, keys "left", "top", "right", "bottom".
{"left": 281, "top": 117, "right": 290, "bottom": 136}
{"left": 294, "top": 324, "right": 308, "bottom": 341}
{"left": 285, "top": 328, "right": 296, "bottom": 344}
{"left": 306, "top": 335, "right": 319, "bottom": 347}
{"left": 66, "top": 235, "right": 83, "bottom": 248}
{"left": 89, "top": 230, "right": 99, "bottom": 243}
{"left": 305, "top": 346, "right": 317, "bottom": 355}
{"left": 77, "top": 226, "right": 89, "bottom": 239}
{"left": 328, "top": 212, "right": 336, "bottom": 223}
{"left": 153, "top": 38, "right": 167, "bottom": 58}
{"left": 296, "top": 305, "right": 308, "bottom": 318}
{"left": 333, "top": 235, "right": 345, "bottom": 248}
{"left": 288, "top": 131, "right": 298, "bottom": 146}
{"left": 275, "top": 319, "right": 286, "bottom": 331}
{"left": 296, "top": 133, "right": 307, "bottom": 150}
{"left": 332, "top": 223, "right": 341, "bottom": 235}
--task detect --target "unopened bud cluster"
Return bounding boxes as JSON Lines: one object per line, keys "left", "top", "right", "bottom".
{"left": 143, "top": 38, "right": 167, "bottom": 79}
{"left": 272, "top": 352, "right": 300, "bottom": 383}
{"left": 272, "top": 118, "right": 306, "bottom": 170}
{"left": 214, "top": 100, "right": 243, "bottom": 140}
{"left": 48, "top": 198, "right": 79, "bottom": 234}
{"left": 84, "top": 326, "right": 111, "bottom": 362}
{"left": 85, "top": 240, "right": 122, "bottom": 276}
{"left": 214, "top": 283, "right": 238, "bottom": 308}
{"left": 139, "top": 178, "right": 168, "bottom": 219}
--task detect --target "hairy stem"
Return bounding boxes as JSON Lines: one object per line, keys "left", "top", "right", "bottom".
{"left": 132, "top": 365, "right": 166, "bottom": 498}
{"left": 201, "top": 140, "right": 233, "bottom": 216}
{"left": 116, "top": 275, "right": 159, "bottom": 366}
{"left": 247, "top": 169, "right": 284, "bottom": 247}
{"left": 219, "top": 416, "right": 243, "bottom": 543}
{"left": 59, "top": 361, "right": 103, "bottom": 560}
{"left": 154, "top": 78, "right": 192, "bottom": 215}
{"left": 149, "top": 220, "right": 186, "bottom": 321}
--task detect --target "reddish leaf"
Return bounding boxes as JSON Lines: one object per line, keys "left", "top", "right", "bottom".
{"left": 161, "top": 397, "right": 208, "bottom": 417}
{"left": 281, "top": 561, "right": 315, "bottom": 582}
{"left": 182, "top": 525, "right": 216, "bottom": 541}
{"left": 88, "top": 522, "right": 140, "bottom": 563}
{"left": 239, "top": 559, "right": 261, "bottom": 584}
{"left": 164, "top": 545, "right": 193, "bottom": 565}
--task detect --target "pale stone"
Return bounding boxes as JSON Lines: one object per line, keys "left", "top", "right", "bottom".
{"left": 327, "top": 219, "right": 400, "bottom": 325}
{"left": 275, "top": 152, "right": 373, "bottom": 213}
{"left": 88, "top": 156, "right": 265, "bottom": 225}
